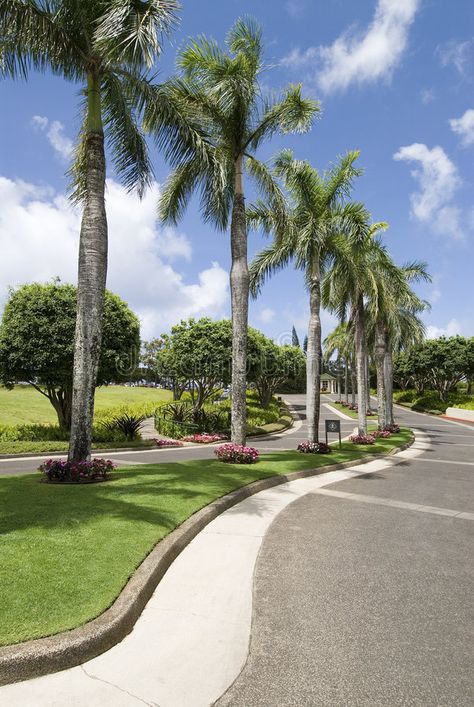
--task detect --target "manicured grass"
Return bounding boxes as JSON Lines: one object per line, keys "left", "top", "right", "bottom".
{"left": 0, "top": 440, "right": 156, "bottom": 455}
{"left": 324, "top": 401, "right": 378, "bottom": 424}
{"left": 0, "top": 385, "right": 172, "bottom": 426}
{"left": 0, "top": 428, "right": 411, "bottom": 647}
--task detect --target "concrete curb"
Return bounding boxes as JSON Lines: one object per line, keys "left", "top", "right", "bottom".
{"left": 0, "top": 432, "right": 414, "bottom": 687}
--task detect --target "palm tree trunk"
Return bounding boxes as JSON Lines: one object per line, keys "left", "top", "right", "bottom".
{"left": 306, "top": 259, "right": 322, "bottom": 442}
{"left": 366, "top": 356, "right": 371, "bottom": 411}
{"left": 351, "top": 355, "right": 356, "bottom": 406}
{"left": 69, "top": 74, "right": 107, "bottom": 462}
{"left": 230, "top": 154, "right": 249, "bottom": 446}
{"left": 355, "top": 297, "right": 367, "bottom": 436}
{"left": 344, "top": 357, "right": 349, "bottom": 403}
{"left": 374, "top": 320, "right": 388, "bottom": 429}
{"left": 384, "top": 347, "right": 394, "bottom": 426}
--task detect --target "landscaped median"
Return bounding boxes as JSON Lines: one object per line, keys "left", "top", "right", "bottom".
{"left": 0, "top": 428, "right": 412, "bottom": 684}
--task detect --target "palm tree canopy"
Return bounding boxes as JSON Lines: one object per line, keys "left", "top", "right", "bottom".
{"left": 152, "top": 17, "right": 319, "bottom": 230}
{"left": 0, "top": 0, "right": 180, "bottom": 197}
{"left": 248, "top": 150, "right": 363, "bottom": 295}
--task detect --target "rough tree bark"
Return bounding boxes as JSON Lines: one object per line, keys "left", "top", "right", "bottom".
{"left": 384, "top": 347, "right": 395, "bottom": 426}
{"left": 306, "top": 259, "right": 322, "bottom": 442}
{"left": 69, "top": 74, "right": 107, "bottom": 461}
{"left": 374, "top": 320, "right": 388, "bottom": 429}
{"left": 230, "top": 154, "right": 249, "bottom": 446}
{"left": 344, "top": 356, "right": 349, "bottom": 404}
{"left": 354, "top": 296, "right": 368, "bottom": 436}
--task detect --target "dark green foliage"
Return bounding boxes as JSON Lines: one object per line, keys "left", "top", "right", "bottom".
{"left": 0, "top": 283, "right": 140, "bottom": 428}
{"left": 99, "top": 412, "right": 146, "bottom": 441}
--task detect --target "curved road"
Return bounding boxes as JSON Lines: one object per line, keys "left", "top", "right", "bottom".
{"left": 0, "top": 394, "right": 354, "bottom": 475}
{"left": 218, "top": 400, "right": 474, "bottom": 706}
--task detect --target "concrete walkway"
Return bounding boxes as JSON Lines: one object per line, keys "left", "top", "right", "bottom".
{"left": 1, "top": 401, "right": 473, "bottom": 705}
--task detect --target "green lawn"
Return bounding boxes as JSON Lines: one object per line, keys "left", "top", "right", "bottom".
{"left": 0, "top": 428, "right": 411, "bottom": 647}
{"left": 0, "top": 385, "right": 172, "bottom": 426}
{"left": 325, "top": 400, "right": 378, "bottom": 423}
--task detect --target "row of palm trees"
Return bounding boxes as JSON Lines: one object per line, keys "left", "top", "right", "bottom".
{"left": 1, "top": 6, "right": 429, "bottom": 458}
{"left": 248, "top": 151, "right": 430, "bottom": 440}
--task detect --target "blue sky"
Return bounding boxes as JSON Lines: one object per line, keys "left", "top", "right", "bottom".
{"left": 0, "top": 0, "right": 473, "bottom": 344}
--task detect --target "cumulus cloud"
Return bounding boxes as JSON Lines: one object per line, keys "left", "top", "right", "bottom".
{"left": 393, "top": 143, "right": 464, "bottom": 241}
{"left": 0, "top": 175, "right": 229, "bottom": 338}
{"left": 426, "top": 319, "right": 463, "bottom": 339}
{"left": 450, "top": 108, "right": 474, "bottom": 147}
{"left": 282, "top": 0, "right": 420, "bottom": 93}
{"left": 437, "top": 39, "right": 472, "bottom": 76}
{"left": 31, "top": 115, "right": 74, "bottom": 160}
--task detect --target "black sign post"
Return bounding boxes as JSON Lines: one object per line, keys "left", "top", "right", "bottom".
{"left": 325, "top": 419, "right": 342, "bottom": 448}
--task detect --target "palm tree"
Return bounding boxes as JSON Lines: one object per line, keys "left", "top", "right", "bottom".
{"left": 369, "top": 262, "right": 430, "bottom": 428}
{"left": 323, "top": 322, "right": 355, "bottom": 404}
{"left": 1, "top": 0, "right": 179, "bottom": 460}
{"left": 152, "top": 18, "right": 318, "bottom": 445}
{"left": 323, "top": 218, "right": 389, "bottom": 436}
{"left": 248, "top": 150, "right": 362, "bottom": 441}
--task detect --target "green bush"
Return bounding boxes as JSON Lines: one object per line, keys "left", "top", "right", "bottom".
{"left": 394, "top": 389, "right": 474, "bottom": 414}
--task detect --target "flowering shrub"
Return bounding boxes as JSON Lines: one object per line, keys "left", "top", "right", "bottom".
{"left": 154, "top": 438, "right": 184, "bottom": 448}
{"left": 39, "top": 458, "right": 115, "bottom": 483}
{"left": 383, "top": 423, "right": 400, "bottom": 433}
{"left": 372, "top": 429, "right": 391, "bottom": 439}
{"left": 349, "top": 434, "right": 375, "bottom": 445}
{"left": 214, "top": 443, "right": 259, "bottom": 464}
{"left": 366, "top": 409, "right": 376, "bottom": 416}
{"left": 183, "top": 433, "right": 227, "bottom": 444}
{"left": 297, "top": 441, "right": 332, "bottom": 454}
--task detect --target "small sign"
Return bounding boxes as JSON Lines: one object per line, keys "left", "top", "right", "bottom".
{"left": 325, "top": 419, "right": 342, "bottom": 448}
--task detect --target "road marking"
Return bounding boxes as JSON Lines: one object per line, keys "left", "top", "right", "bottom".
{"left": 323, "top": 403, "right": 354, "bottom": 421}
{"left": 423, "top": 459, "right": 474, "bottom": 466}
{"left": 312, "top": 488, "right": 474, "bottom": 520}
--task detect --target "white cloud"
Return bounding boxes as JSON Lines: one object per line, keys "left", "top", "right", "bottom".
{"left": 259, "top": 307, "right": 276, "bottom": 324}
{"left": 426, "top": 319, "right": 463, "bottom": 339}
{"left": 31, "top": 115, "right": 73, "bottom": 160}
{"left": 393, "top": 143, "right": 464, "bottom": 240}
{"left": 420, "top": 88, "right": 435, "bottom": 104}
{"left": 282, "top": 0, "right": 420, "bottom": 93}
{"left": 285, "top": 0, "right": 306, "bottom": 19}
{"left": 0, "top": 175, "right": 229, "bottom": 339}
{"left": 450, "top": 108, "right": 474, "bottom": 147}
{"left": 437, "top": 39, "right": 472, "bottom": 75}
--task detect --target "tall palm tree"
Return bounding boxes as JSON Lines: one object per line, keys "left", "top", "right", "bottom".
{"left": 152, "top": 18, "right": 318, "bottom": 445}
{"left": 323, "top": 322, "right": 355, "bottom": 404}
{"left": 1, "top": 0, "right": 179, "bottom": 460}
{"left": 368, "top": 261, "right": 430, "bottom": 428}
{"left": 323, "top": 218, "right": 389, "bottom": 436}
{"left": 248, "top": 150, "right": 362, "bottom": 441}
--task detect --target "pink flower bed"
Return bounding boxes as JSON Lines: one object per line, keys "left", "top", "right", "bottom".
{"left": 372, "top": 429, "right": 391, "bottom": 439}
{"left": 214, "top": 443, "right": 259, "bottom": 464}
{"left": 38, "top": 458, "right": 116, "bottom": 483}
{"left": 154, "top": 439, "right": 184, "bottom": 448}
{"left": 297, "top": 441, "right": 332, "bottom": 454}
{"left": 349, "top": 434, "right": 375, "bottom": 445}
{"left": 183, "top": 433, "right": 228, "bottom": 444}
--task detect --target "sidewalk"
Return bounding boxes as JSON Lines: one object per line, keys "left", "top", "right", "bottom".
{"left": 0, "top": 430, "right": 428, "bottom": 706}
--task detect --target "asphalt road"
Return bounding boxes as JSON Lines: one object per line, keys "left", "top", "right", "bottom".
{"left": 217, "top": 402, "right": 474, "bottom": 706}
{"left": 0, "top": 394, "right": 355, "bottom": 475}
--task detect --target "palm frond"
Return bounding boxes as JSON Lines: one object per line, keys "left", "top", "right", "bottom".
{"left": 94, "top": 0, "right": 180, "bottom": 70}
{"left": 0, "top": 0, "right": 85, "bottom": 80}
{"left": 102, "top": 71, "right": 153, "bottom": 196}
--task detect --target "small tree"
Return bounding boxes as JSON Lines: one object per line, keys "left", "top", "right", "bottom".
{"left": 251, "top": 338, "right": 305, "bottom": 408}
{"left": 0, "top": 283, "right": 140, "bottom": 429}
{"left": 416, "top": 337, "right": 474, "bottom": 402}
